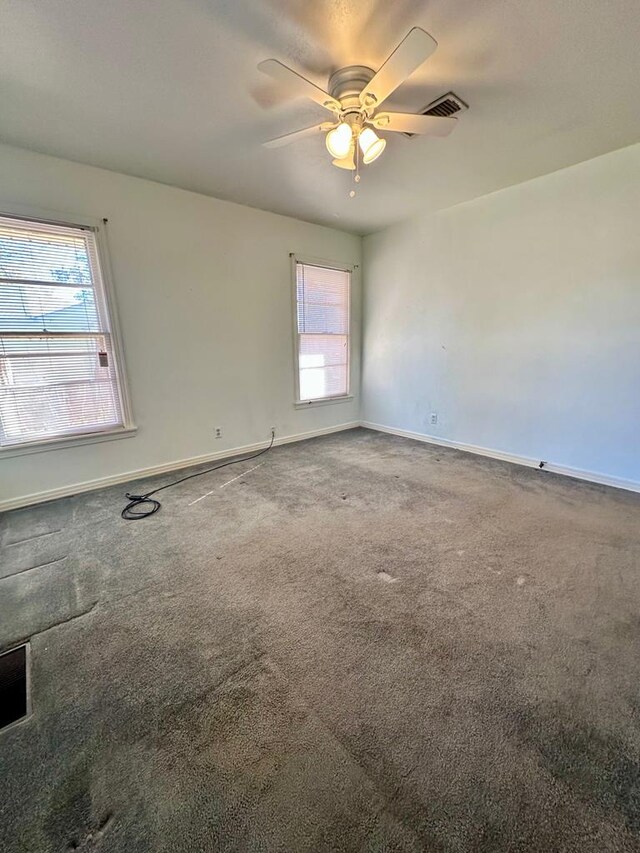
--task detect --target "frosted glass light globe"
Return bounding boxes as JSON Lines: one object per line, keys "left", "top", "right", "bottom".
{"left": 326, "top": 123, "right": 353, "bottom": 159}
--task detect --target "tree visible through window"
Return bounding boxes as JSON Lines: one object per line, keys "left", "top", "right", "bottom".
{"left": 294, "top": 260, "right": 350, "bottom": 403}
{"left": 0, "top": 215, "right": 130, "bottom": 448}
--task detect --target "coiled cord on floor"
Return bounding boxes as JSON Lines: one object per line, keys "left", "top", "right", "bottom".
{"left": 121, "top": 430, "right": 275, "bottom": 521}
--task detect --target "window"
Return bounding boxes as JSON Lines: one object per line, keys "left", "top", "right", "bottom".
{"left": 294, "top": 259, "right": 351, "bottom": 404}
{"left": 0, "top": 214, "right": 132, "bottom": 450}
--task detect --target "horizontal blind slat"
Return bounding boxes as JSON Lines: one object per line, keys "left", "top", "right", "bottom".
{"left": 0, "top": 281, "right": 100, "bottom": 332}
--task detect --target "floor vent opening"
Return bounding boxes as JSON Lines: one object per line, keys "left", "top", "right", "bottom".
{"left": 0, "top": 644, "right": 30, "bottom": 730}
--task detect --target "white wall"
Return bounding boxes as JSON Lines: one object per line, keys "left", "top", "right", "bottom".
{"left": 0, "top": 144, "right": 361, "bottom": 507}
{"left": 363, "top": 143, "right": 640, "bottom": 487}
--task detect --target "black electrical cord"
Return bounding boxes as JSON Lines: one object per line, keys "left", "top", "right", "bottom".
{"left": 121, "top": 429, "right": 275, "bottom": 520}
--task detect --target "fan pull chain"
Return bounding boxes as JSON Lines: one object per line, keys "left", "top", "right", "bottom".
{"left": 349, "top": 139, "right": 361, "bottom": 198}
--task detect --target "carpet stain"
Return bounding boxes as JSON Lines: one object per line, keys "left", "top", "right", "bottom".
{"left": 67, "top": 812, "right": 113, "bottom": 850}
{"left": 377, "top": 570, "right": 399, "bottom": 584}
{"left": 45, "top": 759, "right": 93, "bottom": 850}
{"left": 510, "top": 701, "right": 640, "bottom": 832}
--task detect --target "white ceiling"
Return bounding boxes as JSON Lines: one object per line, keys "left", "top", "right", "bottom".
{"left": 1, "top": 0, "right": 639, "bottom": 235}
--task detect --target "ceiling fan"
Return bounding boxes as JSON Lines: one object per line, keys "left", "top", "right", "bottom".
{"left": 258, "top": 27, "right": 458, "bottom": 174}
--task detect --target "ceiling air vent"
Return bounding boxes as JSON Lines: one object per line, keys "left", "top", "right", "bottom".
{"left": 403, "top": 92, "right": 468, "bottom": 137}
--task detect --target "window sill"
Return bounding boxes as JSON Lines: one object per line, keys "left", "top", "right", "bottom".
{"left": 0, "top": 425, "right": 137, "bottom": 459}
{"left": 294, "top": 395, "right": 354, "bottom": 410}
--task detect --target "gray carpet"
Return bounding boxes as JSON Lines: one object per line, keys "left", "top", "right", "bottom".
{"left": 1, "top": 427, "right": 640, "bottom": 852}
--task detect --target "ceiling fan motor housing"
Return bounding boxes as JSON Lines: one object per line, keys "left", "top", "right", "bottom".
{"left": 328, "top": 65, "right": 375, "bottom": 116}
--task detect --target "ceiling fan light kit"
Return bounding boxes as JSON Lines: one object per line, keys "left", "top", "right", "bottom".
{"left": 259, "top": 27, "right": 463, "bottom": 193}
{"left": 332, "top": 143, "right": 357, "bottom": 171}
{"left": 325, "top": 122, "right": 353, "bottom": 159}
{"left": 359, "top": 127, "right": 386, "bottom": 164}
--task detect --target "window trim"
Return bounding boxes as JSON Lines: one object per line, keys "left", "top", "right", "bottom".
{"left": 290, "top": 253, "right": 354, "bottom": 408}
{"left": 0, "top": 205, "right": 136, "bottom": 457}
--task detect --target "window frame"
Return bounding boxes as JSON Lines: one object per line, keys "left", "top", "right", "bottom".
{"left": 0, "top": 206, "right": 136, "bottom": 458}
{"left": 290, "top": 253, "right": 354, "bottom": 408}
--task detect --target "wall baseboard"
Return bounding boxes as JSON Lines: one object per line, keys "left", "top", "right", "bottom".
{"left": 4, "top": 418, "right": 639, "bottom": 512}
{"left": 360, "top": 421, "right": 640, "bottom": 495}
{"left": 0, "top": 421, "right": 360, "bottom": 513}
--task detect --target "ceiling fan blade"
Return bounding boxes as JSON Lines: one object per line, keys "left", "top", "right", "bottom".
{"left": 360, "top": 28, "right": 437, "bottom": 110}
{"left": 332, "top": 144, "right": 356, "bottom": 170}
{"left": 258, "top": 59, "right": 341, "bottom": 114}
{"left": 263, "top": 121, "right": 336, "bottom": 149}
{"left": 371, "top": 113, "right": 457, "bottom": 137}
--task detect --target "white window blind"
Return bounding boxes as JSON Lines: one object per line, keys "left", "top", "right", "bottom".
{"left": 0, "top": 215, "right": 127, "bottom": 448}
{"left": 295, "top": 261, "right": 350, "bottom": 402}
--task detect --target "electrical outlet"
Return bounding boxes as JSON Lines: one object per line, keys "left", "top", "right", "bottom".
{"left": 214, "top": 427, "right": 222, "bottom": 439}
{"left": 270, "top": 426, "right": 276, "bottom": 436}
{"left": 430, "top": 413, "right": 438, "bottom": 426}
